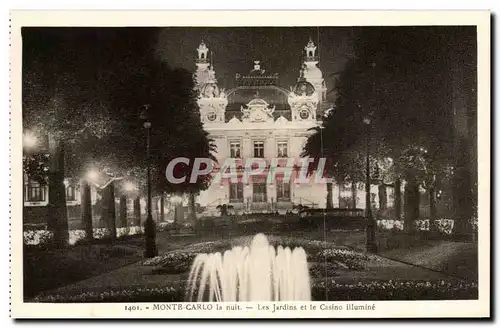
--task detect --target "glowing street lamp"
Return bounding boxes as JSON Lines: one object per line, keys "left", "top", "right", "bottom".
{"left": 123, "top": 181, "right": 137, "bottom": 192}
{"left": 170, "top": 195, "right": 183, "bottom": 204}
{"left": 23, "top": 131, "right": 38, "bottom": 149}
{"left": 87, "top": 169, "right": 99, "bottom": 182}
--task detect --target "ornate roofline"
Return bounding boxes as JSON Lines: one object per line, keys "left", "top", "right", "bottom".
{"left": 225, "top": 85, "right": 291, "bottom": 97}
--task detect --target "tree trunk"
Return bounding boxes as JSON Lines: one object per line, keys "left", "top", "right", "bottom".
{"left": 47, "top": 135, "right": 68, "bottom": 247}
{"left": 119, "top": 195, "right": 127, "bottom": 228}
{"left": 326, "top": 181, "right": 333, "bottom": 209}
{"left": 351, "top": 182, "right": 357, "bottom": 209}
{"left": 338, "top": 185, "right": 343, "bottom": 209}
{"left": 99, "top": 189, "right": 107, "bottom": 229}
{"left": 394, "top": 178, "right": 402, "bottom": 220}
{"left": 174, "top": 204, "right": 182, "bottom": 232}
{"left": 153, "top": 196, "right": 159, "bottom": 222}
{"left": 452, "top": 137, "right": 474, "bottom": 238}
{"left": 404, "top": 175, "right": 420, "bottom": 233}
{"left": 189, "top": 192, "right": 197, "bottom": 225}
{"left": 102, "top": 183, "right": 117, "bottom": 242}
{"left": 429, "top": 187, "right": 437, "bottom": 231}
{"left": 160, "top": 194, "right": 165, "bottom": 222}
{"left": 378, "top": 184, "right": 387, "bottom": 211}
{"left": 133, "top": 196, "right": 141, "bottom": 226}
{"left": 81, "top": 180, "right": 93, "bottom": 242}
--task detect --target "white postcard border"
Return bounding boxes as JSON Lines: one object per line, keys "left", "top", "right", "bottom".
{"left": 9, "top": 10, "right": 491, "bottom": 319}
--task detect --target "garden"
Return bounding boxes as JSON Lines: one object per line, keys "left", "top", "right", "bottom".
{"left": 31, "top": 233, "right": 478, "bottom": 303}
{"left": 23, "top": 225, "right": 147, "bottom": 299}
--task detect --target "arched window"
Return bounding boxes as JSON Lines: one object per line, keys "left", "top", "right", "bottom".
{"left": 201, "top": 53, "right": 205, "bottom": 59}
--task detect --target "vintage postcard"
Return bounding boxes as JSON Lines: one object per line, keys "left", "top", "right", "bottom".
{"left": 10, "top": 10, "right": 490, "bottom": 319}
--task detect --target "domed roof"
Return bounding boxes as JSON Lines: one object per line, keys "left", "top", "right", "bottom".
{"left": 227, "top": 86, "right": 289, "bottom": 110}
{"left": 247, "top": 98, "right": 268, "bottom": 106}
{"left": 225, "top": 86, "right": 291, "bottom": 121}
{"left": 303, "top": 64, "right": 323, "bottom": 80}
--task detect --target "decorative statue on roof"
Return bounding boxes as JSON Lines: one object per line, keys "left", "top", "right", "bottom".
{"left": 241, "top": 98, "right": 275, "bottom": 123}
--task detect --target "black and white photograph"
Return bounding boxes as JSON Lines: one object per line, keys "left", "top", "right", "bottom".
{"left": 10, "top": 10, "right": 490, "bottom": 319}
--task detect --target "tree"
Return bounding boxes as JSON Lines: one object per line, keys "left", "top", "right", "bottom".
{"left": 23, "top": 29, "right": 112, "bottom": 246}
{"left": 22, "top": 28, "right": 216, "bottom": 245}
{"left": 107, "top": 56, "right": 217, "bottom": 215}
{"left": 304, "top": 27, "right": 473, "bottom": 234}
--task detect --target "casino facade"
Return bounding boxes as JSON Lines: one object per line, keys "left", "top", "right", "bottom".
{"left": 193, "top": 39, "right": 385, "bottom": 215}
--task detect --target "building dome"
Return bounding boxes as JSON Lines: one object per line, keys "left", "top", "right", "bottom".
{"left": 226, "top": 86, "right": 290, "bottom": 116}
{"left": 303, "top": 64, "right": 323, "bottom": 80}
{"left": 247, "top": 98, "right": 268, "bottom": 106}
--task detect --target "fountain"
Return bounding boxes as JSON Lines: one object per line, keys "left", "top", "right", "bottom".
{"left": 186, "top": 233, "right": 311, "bottom": 302}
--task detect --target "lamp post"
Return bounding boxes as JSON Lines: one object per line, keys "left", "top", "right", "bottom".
{"left": 141, "top": 104, "right": 158, "bottom": 258}
{"left": 363, "top": 114, "right": 377, "bottom": 253}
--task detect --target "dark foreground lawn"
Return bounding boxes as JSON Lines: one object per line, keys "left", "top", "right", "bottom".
{"left": 280, "top": 229, "right": 478, "bottom": 281}
{"left": 23, "top": 236, "right": 145, "bottom": 299}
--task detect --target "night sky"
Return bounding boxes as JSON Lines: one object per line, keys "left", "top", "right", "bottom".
{"left": 155, "top": 27, "right": 355, "bottom": 91}
{"left": 22, "top": 27, "right": 358, "bottom": 106}
{"left": 22, "top": 26, "right": 476, "bottom": 113}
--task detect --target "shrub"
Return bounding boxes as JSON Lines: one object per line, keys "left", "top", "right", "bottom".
{"left": 32, "top": 279, "right": 477, "bottom": 302}
{"left": 23, "top": 230, "right": 53, "bottom": 245}
{"left": 158, "top": 222, "right": 174, "bottom": 232}
{"left": 24, "top": 226, "right": 144, "bottom": 246}
{"left": 377, "top": 219, "right": 404, "bottom": 231}
{"left": 309, "top": 262, "right": 338, "bottom": 278}
{"left": 311, "top": 279, "right": 478, "bottom": 301}
{"left": 311, "top": 248, "right": 378, "bottom": 270}
{"left": 434, "top": 218, "right": 454, "bottom": 235}
{"left": 377, "top": 218, "right": 460, "bottom": 236}
{"left": 32, "top": 286, "right": 183, "bottom": 303}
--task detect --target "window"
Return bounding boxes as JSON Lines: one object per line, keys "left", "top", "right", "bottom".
{"left": 277, "top": 141, "right": 288, "bottom": 158}
{"left": 66, "top": 185, "right": 76, "bottom": 201}
{"left": 230, "top": 141, "right": 241, "bottom": 158}
{"left": 253, "top": 183, "right": 267, "bottom": 202}
{"left": 276, "top": 181, "right": 291, "bottom": 201}
{"left": 25, "top": 182, "right": 46, "bottom": 202}
{"left": 229, "top": 182, "right": 244, "bottom": 203}
{"left": 253, "top": 141, "right": 264, "bottom": 158}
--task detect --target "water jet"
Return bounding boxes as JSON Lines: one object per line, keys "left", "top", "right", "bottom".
{"left": 186, "top": 233, "right": 311, "bottom": 302}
